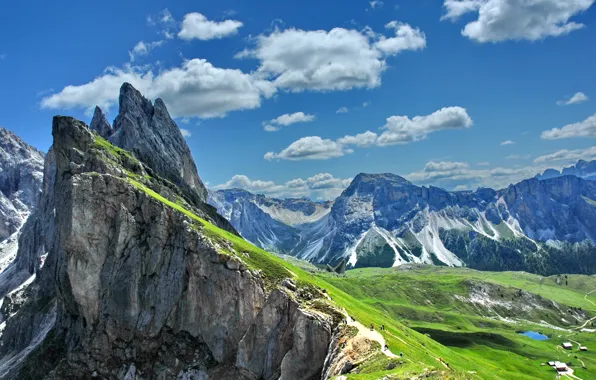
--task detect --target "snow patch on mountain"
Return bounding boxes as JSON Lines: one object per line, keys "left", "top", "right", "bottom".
{"left": 257, "top": 203, "right": 330, "bottom": 226}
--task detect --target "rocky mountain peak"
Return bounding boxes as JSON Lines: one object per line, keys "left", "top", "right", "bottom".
{"left": 89, "top": 106, "right": 112, "bottom": 138}
{"left": 536, "top": 159, "right": 596, "bottom": 181}
{"left": 107, "top": 82, "right": 208, "bottom": 203}
{"left": 343, "top": 173, "right": 412, "bottom": 197}
{"left": 0, "top": 127, "right": 44, "bottom": 240}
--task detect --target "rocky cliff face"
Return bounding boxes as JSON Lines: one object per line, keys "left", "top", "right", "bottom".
{"left": 0, "top": 127, "right": 44, "bottom": 242}
{"left": 0, "top": 84, "right": 339, "bottom": 380}
{"left": 213, "top": 172, "right": 596, "bottom": 275}
{"left": 92, "top": 83, "right": 208, "bottom": 205}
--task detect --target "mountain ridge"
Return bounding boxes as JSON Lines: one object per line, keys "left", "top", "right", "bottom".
{"left": 210, "top": 164, "right": 596, "bottom": 275}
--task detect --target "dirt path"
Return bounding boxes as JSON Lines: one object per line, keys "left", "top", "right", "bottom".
{"left": 570, "top": 289, "right": 596, "bottom": 330}
{"left": 585, "top": 289, "right": 596, "bottom": 308}
{"left": 346, "top": 317, "right": 398, "bottom": 358}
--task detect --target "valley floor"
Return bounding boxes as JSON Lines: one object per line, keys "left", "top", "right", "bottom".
{"left": 296, "top": 262, "right": 596, "bottom": 379}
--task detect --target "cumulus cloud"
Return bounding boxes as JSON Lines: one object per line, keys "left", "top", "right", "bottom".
{"left": 534, "top": 146, "right": 596, "bottom": 164}
{"left": 442, "top": 0, "right": 594, "bottom": 42}
{"left": 213, "top": 173, "right": 352, "bottom": 199}
{"left": 337, "top": 131, "right": 379, "bottom": 147}
{"left": 262, "top": 112, "right": 315, "bottom": 132}
{"left": 500, "top": 140, "right": 515, "bottom": 145}
{"left": 376, "top": 107, "right": 473, "bottom": 145}
{"left": 557, "top": 92, "right": 589, "bottom": 106}
{"left": 40, "top": 59, "right": 276, "bottom": 118}
{"left": 541, "top": 114, "right": 596, "bottom": 139}
{"left": 336, "top": 107, "right": 349, "bottom": 114}
{"left": 129, "top": 40, "right": 164, "bottom": 62}
{"left": 424, "top": 161, "right": 470, "bottom": 172}
{"left": 267, "top": 107, "right": 473, "bottom": 161}
{"left": 264, "top": 136, "right": 350, "bottom": 161}
{"left": 178, "top": 12, "right": 243, "bottom": 40}
{"left": 236, "top": 23, "right": 426, "bottom": 92}
{"left": 272, "top": 112, "right": 315, "bottom": 126}
{"left": 375, "top": 22, "right": 427, "bottom": 55}
{"left": 180, "top": 128, "right": 192, "bottom": 137}
{"left": 406, "top": 160, "right": 548, "bottom": 190}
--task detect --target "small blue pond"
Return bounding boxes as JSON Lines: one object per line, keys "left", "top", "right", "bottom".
{"left": 520, "top": 331, "right": 549, "bottom": 341}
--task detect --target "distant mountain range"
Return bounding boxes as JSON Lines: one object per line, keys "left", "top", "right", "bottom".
{"left": 210, "top": 162, "right": 596, "bottom": 275}
{"left": 536, "top": 159, "right": 596, "bottom": 181}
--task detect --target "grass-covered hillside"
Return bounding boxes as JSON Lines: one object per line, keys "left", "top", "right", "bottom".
{"left": 322, "top": 265, "right": 596, "bottom": 379}
{"left": 96, "top": 132, "right": 596, "bottom": 379}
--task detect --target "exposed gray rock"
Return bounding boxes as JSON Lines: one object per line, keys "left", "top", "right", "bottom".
{"left": 236, "top": 289, "right": 332, "bottom": 380}
{"left": 536, "top": 159, "right": 596, "bottom": 181}
{"left": 0, "top": 113, "right": 337, "bottom": 379}
{"left": 109, "top": 83, "right": 208, "bottom": 204}
{"left": 0, "top": 127, "right": 44, "bottom": 240}
{"left": 89, "top": 106, "right": 113, "bottom": 138}
{"left": 214, "top": 172, "right": 596, "bottom": 275}
{"left": 209, "top": 189, "right": 301, "bottom": 254}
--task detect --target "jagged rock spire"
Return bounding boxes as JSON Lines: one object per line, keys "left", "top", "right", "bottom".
{"left": 108, "top": 83, "right": 208, "bottom": 203}
{"left": 89, "top": 106, "right": 112, "bottom": 138}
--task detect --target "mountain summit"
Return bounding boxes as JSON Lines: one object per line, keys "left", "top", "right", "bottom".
{"left": 91, "top": 83, "right": 208, "bottom": 203}
{"left": 212, "top": 169, "right": 596, "bottom": 275}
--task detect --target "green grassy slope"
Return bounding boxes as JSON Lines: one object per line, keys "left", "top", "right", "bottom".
{"left": 94, "top": 133, "right": 596, "bottom": 379}
{"left": 323, "top": 266, "right": 596, "bottom": 379}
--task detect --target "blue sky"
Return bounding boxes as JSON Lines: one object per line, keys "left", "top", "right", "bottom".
{"left": 1, "top": 0, "right": 595, "bottom": 199}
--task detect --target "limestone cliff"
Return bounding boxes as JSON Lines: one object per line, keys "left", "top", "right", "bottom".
{"left": 0, "top": 86, "right": 340, "bottom": 380}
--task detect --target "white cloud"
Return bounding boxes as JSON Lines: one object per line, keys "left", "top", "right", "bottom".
{"left": 271, "top": 112, "right": 315, "bottom": 126}
{"left": 541, "top": 114, "right": 596, "bottom": 139}
{"left": 237, "top": 23, "right": 426, "bottom": 92}
{"left": 557, "top": 91, "right": 589, "bottom": 106}
{"left": 441, "top": 0, "right": 483, "bottom": 20}
{"left": 265, "top": 136, "right": 350, "bottom": 161}
{"left": 129, "top": 40, "right": 164, "bottom": 62}
{"left": 180, "top": 128, "right": 192, "bottom": 137}
{"left": 424, "top": 161, "right": 469, "bottom": 172}
{"left": 534, "top": 146, "right": 596, "bottom": 164}
{"left": 369, "top": 0, "right": 384, "bottom": 9}
{"left": 476, "top": 161, "right": 490, "bottom": 166}
{"left": 336, "top": 107, "right": 349, "bottom": 114}
{"left": 262, "top": 112, "right": 315, "bottom": 132}
{"left": 263, "top": 124, "right": 279, "bottom": 132}
{"left": 40, "top": 59, "right": 276, "bottom": 118}
{"left": 500, "top": 140, "right": 515, "bottom": 145}
{"left": 506, "top": 154, "right": 531, "bottom": 160}
{"left": 406, "top": 160, "right": 549, "bottom": 190}
{"left": 375, "top": 21, "right": 427, "bottom": 55}
{"left": 213, "top": 173, "right": 352, "bottom": 200}
{"left": 337, "top": 131, "right": 379, "bottom": 147}
{"left": 442, "top": 0, "right": 594, "bottom": 42}
{"left": 362, "top": 101, "right": 370, "bottom": 108}
{"left": 267, "top": 106, "right": 472, "bottom": 161}
{"left": 376, "top": 106, "right": 473, "bottom": 145}
{"left": 178, "top": 12, "right": 243, "bottom": 40}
